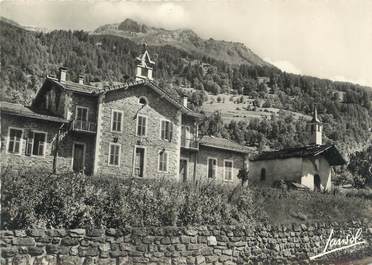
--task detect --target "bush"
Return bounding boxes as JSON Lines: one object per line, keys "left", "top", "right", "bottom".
{"left": 1, "top": 171, "right": 260, "bottom": 229}
{"left": 1, "top": 171, "right": 369, "bottom": 229}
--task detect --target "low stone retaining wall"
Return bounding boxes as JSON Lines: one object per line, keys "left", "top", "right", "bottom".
{"left": 1, "top": 221, "right": 371, "bottom": 265}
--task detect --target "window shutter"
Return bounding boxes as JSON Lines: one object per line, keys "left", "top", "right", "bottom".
{"left": 169, "top": 122, "right": 173, "bottom": 142}
{"left": 25, "top": 138, "right": 32, "bottom": 156}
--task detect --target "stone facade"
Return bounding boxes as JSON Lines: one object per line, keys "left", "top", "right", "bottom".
{"left": 0, "top": 113, "right": 96, "bottom": 176}
{"left": 0, "top": 114, "right": 71, "bottom": 174}
{"left": 181, "top": 146, "right": 246, "bottom": 185}
{"left": 1, "top": 222, "right": 371, "bottom": 265}
{"left": 1, "top": 78, "right": 251, "bottom": 182}
{"left": 1, "top": 47, "right": 253, "bottom": 182}
{"left": 95, "top": 85, "right": 182, "bottom": 179}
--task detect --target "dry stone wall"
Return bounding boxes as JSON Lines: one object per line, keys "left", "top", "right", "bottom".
{"left": 1, "top": 222, "right": 371, "bottom": 265}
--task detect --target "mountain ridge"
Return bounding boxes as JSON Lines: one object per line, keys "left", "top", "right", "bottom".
{"left": 94, "top": 18, "right": 271, "bottom": 67}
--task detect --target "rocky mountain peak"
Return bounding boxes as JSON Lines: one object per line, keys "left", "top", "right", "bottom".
{"left": 118, "top": 18, "right": 149, "bottom": 33}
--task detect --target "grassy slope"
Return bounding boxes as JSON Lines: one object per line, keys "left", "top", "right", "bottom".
{"left": 201, "top": 94, "right": 311, "bottom": 123}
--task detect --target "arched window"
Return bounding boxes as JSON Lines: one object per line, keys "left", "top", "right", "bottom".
{"left": 260, "top": 168, "right": 266, "bottom": 181}
{"left": 139, "top": 96, "right": 148, "bottom": 105}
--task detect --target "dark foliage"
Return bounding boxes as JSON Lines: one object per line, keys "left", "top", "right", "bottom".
{"left": 348, "top": 144, "right": 372, "bottom": 187}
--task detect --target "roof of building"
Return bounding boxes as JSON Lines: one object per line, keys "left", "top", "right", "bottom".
{"left": 311, "top": 106, "right": 320, "bottom": 123}
{"left": 199, "top": 136, "right": 256, "bottom": 154}
{"left": 251, "top": 144, "right": 346, "bottom": 166}
{"left": 46, "top": 77, "right": 101, "bottom": 94}
{"left": 45, "top": 77, "right": 202, "bottom": 118}
{"left": 0, "top": 101, "right": 69, "bottom": 123}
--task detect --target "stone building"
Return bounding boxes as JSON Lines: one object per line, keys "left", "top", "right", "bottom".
{"left": 249, "top": 107, "right": 346, "bottom": 191}
{"left": 1, "top": 45, "right": 253, "bottom": 184}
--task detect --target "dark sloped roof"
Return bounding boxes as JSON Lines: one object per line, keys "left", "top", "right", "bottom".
{"left": 0, "top": 101, "right": 69, "bottom": 123}
{"left": 45, "top": 78, "right": 202, "bottom": 118}
{"left": 47, "top": 77, "right": 100, "bottom": 94}
{"left": 199, "top": 136, "right": 256, "bottom": 154}
{"left": 251, "top": 145, "right": 346, "bottom": 166}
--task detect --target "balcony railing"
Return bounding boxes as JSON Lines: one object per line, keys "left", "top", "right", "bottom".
{"left": 71, "top": 120, "right": 97, "bottom": 133}
{"left": 181, "top": 137, "right": 199, "bottom": 150}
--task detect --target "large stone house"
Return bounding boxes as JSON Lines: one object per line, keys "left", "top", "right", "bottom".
{"left": 249, "top": 108, "right": 346, "bottom": 191}
{"left": 1, "top": 45, "right": 253, "bottom": 184}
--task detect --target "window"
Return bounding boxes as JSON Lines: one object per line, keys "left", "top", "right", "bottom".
{"left": 76, "top": 106, "right": 88, "bottom": 121}
{"left": 139, "top": 96, "right": 148, "bottom": 105}
{"left": 224, "top": 160, "right": 233, "bottom": 181}
{"left": 137, "top": 115, "right": 147, "bottom": 136}
{"left": 109, "top": 143, "right": 120, "bottom": 166}
{"left": 161, "top": 120, "right": 173, "bottom": 141}
{"left": 208, "top": 158, "right": 217, "bottom": 178}
{"left": 158, "top": 150, "right": 168, "bottom": 172}
{"left": 111, "top": 110, "right": 123, "bottom": 132}
{"left": 7, "top": 128, "right": 23, "bottom": 154}
{"left": 141, "top": 67, "right": 148, "bottom": 77}
{"left": 260, "top": 168, "right": 266, "bottom": 181}
{"left": 25, "top": 131, "right": 47, "bottom": 156}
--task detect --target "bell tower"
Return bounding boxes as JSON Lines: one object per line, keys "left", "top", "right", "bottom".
{"left": 135, "top": 43, "right": 155, "bottom": 81}
{"left": 309, "top": 105, "right": 322, "bottom": 145}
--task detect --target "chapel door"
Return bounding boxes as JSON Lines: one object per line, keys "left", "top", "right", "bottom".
{"left": 314, "top": 174, "right": 321, "bottom": 192}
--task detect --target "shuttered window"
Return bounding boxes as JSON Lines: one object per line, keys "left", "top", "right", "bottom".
{"left": 112, "top": 110, "right": 123, "bottom": 132}
{"left": 25, "top": 131, "right": 47, "bottom": 156}
{"left": 208, "top": 158, "right": 217, "bottom": 178}
{"left": 137, "top": 115, "right": 147, "bottom": 136}
{"left": 224, "top": 160, "right": 233, "bottom": 181}
{"left": 158, "top": 151, "right": 168, "bottom": 172}
{"left": 7, "top": 128, "right": 23, "bottom": 154}
{"left": 161, "top": 120, "right": 173, "bottom": 141}
{"left": 109, "top": 143, "right": 120, "bottom": 166}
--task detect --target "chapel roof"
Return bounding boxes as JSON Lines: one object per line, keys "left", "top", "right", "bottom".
{"left": 251, "top": 144, "right": 346, "bottom": 166}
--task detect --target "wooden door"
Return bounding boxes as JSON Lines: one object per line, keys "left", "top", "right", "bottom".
{"left": 135, "top": 147, "right": 145, "bottom": 178}
{"left": 180, "top": 159, "right": 188, "bottom": 182}
{"left": 314, "top": 174, "right": 321, "bottom": 192}
{"left": 72, "top": 143, "right": 85, "bottom": 173}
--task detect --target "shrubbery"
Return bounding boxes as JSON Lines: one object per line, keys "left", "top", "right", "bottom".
{"left": 1, "top": 171, "right": 370, "bottom": 229}
{"left": 1, "top": 171, "right": 260, "bottom": 229}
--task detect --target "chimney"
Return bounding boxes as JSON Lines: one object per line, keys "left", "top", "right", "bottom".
{"left": 182, "top": 96, "right": 188, "bottom": 107}
{"left": 59, "top": 67, "right": 67, "bottom": 83}
{"left": 78, "top": 75, "right": 84, "bottom": 85}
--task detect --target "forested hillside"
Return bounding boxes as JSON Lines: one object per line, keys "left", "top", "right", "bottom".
{"left": 0, "top": 20, "right": 371, "bottom": 154}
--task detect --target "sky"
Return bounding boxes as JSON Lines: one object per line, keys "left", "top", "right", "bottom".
{"left": 1, "top": 0, "right": 371, "bottom": 87}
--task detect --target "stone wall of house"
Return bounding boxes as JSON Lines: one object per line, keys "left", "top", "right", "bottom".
{"left": 1, "top": 222, "right": 371, "bottom": 265}
{"left": 95, "top": 85, "right": 182, "bottom": 179}
{"left": 0, "top": 114, "right": 72, "bottom": 174}
{"left": 67, "top": 92, "right": 98, "bottom": 123}
{"left": 181, "top": 146, "right": 246, "bottom": 185}
{"left": 0, "top": 113, "right": 96, "bottom": 175}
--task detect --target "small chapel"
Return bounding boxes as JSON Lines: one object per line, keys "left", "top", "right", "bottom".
{"left": 249, "top": 107, "right": 346, "bottom": 191}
